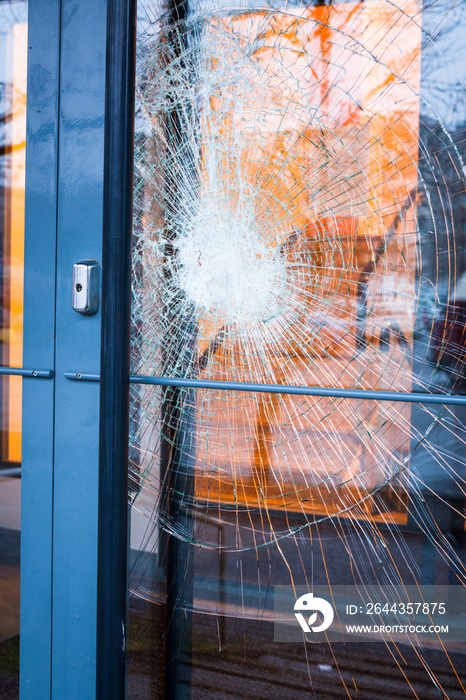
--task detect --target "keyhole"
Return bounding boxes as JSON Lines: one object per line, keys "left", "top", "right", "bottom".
{"left": 76, "top": 283, "right": 83, "bottom": 292}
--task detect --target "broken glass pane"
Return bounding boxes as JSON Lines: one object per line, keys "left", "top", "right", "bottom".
{"left": 129, "top": 0, "right": 466, "bottom": 696}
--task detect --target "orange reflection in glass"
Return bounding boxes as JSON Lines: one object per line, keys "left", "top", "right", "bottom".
{"left": 2, "top": 22, "right": 27, "bottom": 464}
{"left": 193, "top": 2, "right": 421, "bottom": 522}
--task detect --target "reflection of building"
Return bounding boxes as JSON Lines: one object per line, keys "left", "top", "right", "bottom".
{"left": 134, "top": 5, "right": 423, "bottom": 521}
{"left": 417, "top": 118, "right": 466, "bottom": 296}
{"left": 0, "top": 12, "right": 26, "bottom": 467}
{"left": 0, "top": 4, "right": 27, "bottom": 697}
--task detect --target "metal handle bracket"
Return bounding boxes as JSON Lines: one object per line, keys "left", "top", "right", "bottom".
{"left": 72, "top": 260, "right": 100, "bottom": 315}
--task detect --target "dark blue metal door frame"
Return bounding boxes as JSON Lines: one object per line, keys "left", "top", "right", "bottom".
{"left": 96, "top": 0, "right": 135, "bottom": 697}
{"left": 50, "top": 0, "right": 107, "bottom": 697}
{"left": 20, "top": 0, "right": 60, "bottom": 696}
{"left": 22, "top": 0, "right": 137, "bottom": 696}
{"left": 21, "top": 0, "right": 109, "bottom": 697}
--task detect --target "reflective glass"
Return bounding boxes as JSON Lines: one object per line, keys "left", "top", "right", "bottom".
{"left": 0, "top": 1, "right": 27, "bottom": 696}
{"left": 132, "top": 0, "right": 466, "bottom": 397}
{"left": 128, "top": 388, "right": 466, "bottom": 697}
{"left": 129, "top": 0, "right": 466, "bottom": 697}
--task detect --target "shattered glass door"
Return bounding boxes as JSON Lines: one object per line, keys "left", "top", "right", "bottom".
{"left": 128, "top": 0, "right": 466, "bottom": 696}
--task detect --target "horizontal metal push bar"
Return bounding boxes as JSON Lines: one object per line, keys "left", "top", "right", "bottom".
{"left": 0, "top": 366, "right": 53, "bottom": 378}
{"left": 63, "top": 371, "right": 466, "bottom": 405}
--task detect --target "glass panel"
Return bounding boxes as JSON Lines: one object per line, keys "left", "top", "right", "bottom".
{"left": 0, "top": 2, "right": 27, "bottom": 696}
{"left": 132, "top": 0, "right": 466, "bottom": 397}
{"left": 128, "top": 388, "right": 466, "bottom": 696}
{"left": 130, "top": 0, "right": 466, "bottom": 697}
